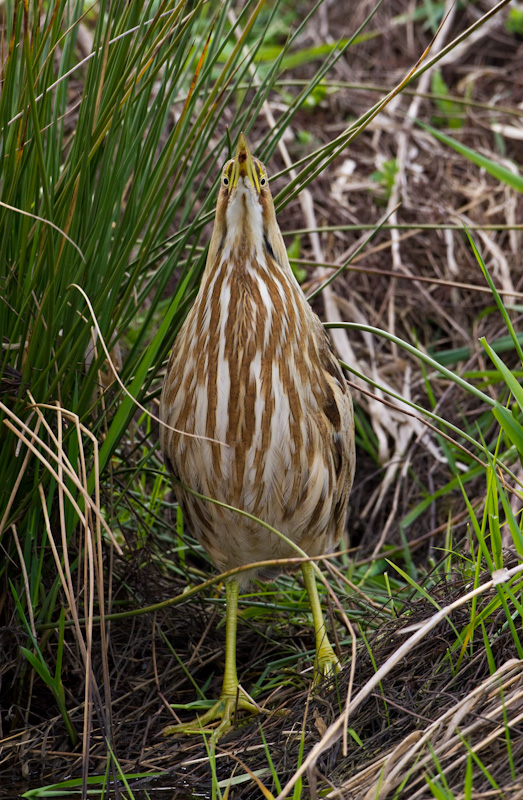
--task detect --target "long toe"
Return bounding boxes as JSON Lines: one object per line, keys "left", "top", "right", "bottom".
{"left": 163, "top": 692, "right": 260, "bottom": 742}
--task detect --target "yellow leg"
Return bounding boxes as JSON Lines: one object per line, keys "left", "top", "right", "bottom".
{"left": 163, "top": 580, "right": 259, "bottom": 741}
{"left": 301, "top": 561, "right": 341, "bottom": 685}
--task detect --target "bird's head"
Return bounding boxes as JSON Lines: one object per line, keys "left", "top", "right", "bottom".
{"left": 207, "top": 133, "right": 290, "bottom": 276}
{"left": 212, "top": 134, "right": 272, "bottom": 251}
{"left": 222, "top": 132, "right": 267, "bottom": 197}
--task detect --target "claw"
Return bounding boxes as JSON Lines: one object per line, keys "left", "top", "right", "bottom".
{"left": 163, "top": 690, "right": 260, "bottom": 742}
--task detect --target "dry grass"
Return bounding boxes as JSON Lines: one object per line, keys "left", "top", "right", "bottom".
{"left": 4, "top": 565, "right": 522, "bottom": 798}
{"left": 2, "top": 1, "right": 523, "bottom": 799}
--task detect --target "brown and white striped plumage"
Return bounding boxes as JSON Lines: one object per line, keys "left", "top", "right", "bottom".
{"left": 160, "top": 137, "right": 355, "bottom": 589}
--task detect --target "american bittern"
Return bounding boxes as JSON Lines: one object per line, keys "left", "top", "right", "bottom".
{"left": 160, "top": 134, "right": 355, "bottom": 740}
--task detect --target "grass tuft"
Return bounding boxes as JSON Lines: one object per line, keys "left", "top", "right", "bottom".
{"left": 2, "top": 0, "right": 523, "bottom": 798}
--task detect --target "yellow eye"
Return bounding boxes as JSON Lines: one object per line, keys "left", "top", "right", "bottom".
{"left": 223, "top": 175, "right": 229, "bottom": 187}
{"left": 259, "top": 175, "right": 267, "bottom": 187}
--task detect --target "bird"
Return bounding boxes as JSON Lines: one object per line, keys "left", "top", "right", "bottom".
{"left": 159, "top": 133, "right": 355, "bottom": 740}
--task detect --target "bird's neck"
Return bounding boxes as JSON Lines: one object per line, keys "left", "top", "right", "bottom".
{"left": 221, "top": 186, "right": 264, "bottom": 267}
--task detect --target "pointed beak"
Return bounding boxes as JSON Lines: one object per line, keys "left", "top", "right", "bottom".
{"left": 230, "top": 133, "right": 261, "bottom": 193}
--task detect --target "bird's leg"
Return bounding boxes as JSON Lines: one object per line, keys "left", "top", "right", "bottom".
{"left": 301, "top": 561, "right": 341, "bottom": 685}
{"left": 163, "top": 579, "right": 259, "bottom": 741}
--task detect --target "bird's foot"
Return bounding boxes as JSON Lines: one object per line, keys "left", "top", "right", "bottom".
{"left": 163, "top": 690, "right": 260, "bottom": 742}
{"left": 312, "top": 641, "right": 341, "bottom": 688}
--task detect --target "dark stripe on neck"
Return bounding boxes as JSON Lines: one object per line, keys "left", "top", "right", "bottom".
{"left": 263, "top": 234, "right": 277, "bottom": 263}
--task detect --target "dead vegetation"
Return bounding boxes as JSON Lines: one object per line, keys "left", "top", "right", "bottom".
{"left": 2, "top": 1, "right": 523, "bottom": 798}
{"left": 4, "top": 562, "right": 523, "bottom": 799}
